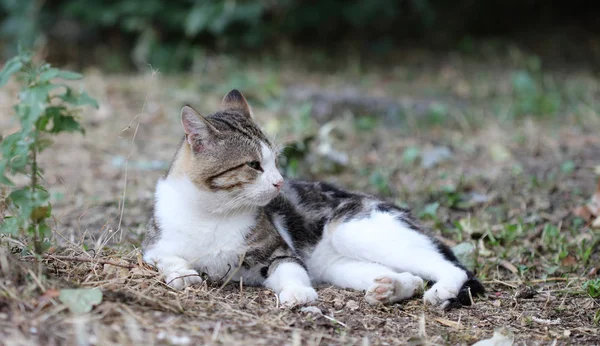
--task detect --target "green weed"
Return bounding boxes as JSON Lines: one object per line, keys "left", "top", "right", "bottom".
{"left": 511, "top": 70, "right": 562, "bottom": 117}
{"left": 582, "top": 278, "right": 600, "bottom": 298}
{"left": 0, "top": 51, "right": 97, "bottom": 254}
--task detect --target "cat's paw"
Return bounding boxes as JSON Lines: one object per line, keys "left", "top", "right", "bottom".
{"left": 365, "top": 274, "right": 424, "bottom": 305}
{"left": 278, "top": 285, "right": 318, "bottom": 307}
{"left": 423, "top": 282, "right": 458, "bottom": 308}
{"left": 164, "top": 269, "right": 203, "bottom": 290}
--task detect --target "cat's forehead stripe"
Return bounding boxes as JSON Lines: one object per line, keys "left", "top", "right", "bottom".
{"left": 209, "top": 112, "right": 271, "bottom": 147}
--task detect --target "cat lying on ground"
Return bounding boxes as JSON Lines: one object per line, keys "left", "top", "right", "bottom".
{"left": 143, "top": 89, "right": 484, "bottom": 309}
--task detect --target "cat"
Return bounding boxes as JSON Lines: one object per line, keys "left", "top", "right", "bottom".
{"left": 142, "top": 89, "right": 484, "bottom": 308}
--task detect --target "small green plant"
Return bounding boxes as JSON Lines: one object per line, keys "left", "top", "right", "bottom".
{"left": 0, "top": 52, "right": 98, "bottom": 254}
{"left": 576, "top": 239, "right": 595, "bottom": 267}
{"left": 369, "top": 170, "right": 392, "bottom": 197}
{"left": 402, "top": 146, "right": 420, "bottom": 165}
{"left": 511, "top": 70, "right": 561, "bottom": 117}
{"left": 541, "top": 223, "right": 560, "bottom": 247}
{"left": 419, "top": 202, "right": 440, "bottom": 220}
{"left": 354, "top": 115, "right": 378, "bottom": 132}
{"left": 582, "top": 278, "right": 600, "bottom": 298}
{"left": 425, "top": 102, "right": 448, "bottom": 125}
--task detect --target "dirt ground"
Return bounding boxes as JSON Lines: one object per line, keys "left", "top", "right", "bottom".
{"left": 1, "top": 54, "right": 599, "bottom": 345}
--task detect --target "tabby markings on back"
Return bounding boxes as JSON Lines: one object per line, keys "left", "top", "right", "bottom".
{"left": 143, "top": 89, "right": 484, "bottom": 308}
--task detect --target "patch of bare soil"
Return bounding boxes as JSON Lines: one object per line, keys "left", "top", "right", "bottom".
{"left": 1, "top": 61, "right": 599, "bottom": 345}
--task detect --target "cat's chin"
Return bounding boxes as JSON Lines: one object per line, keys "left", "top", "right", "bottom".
{"left": 251, "top": 192, "right": 279, "bottom": 207}
{"left": 253, "top": 196, "right": 277, "bottom": 207}
{"left": 218, "top": 193, "right": 277, "bottom": 212}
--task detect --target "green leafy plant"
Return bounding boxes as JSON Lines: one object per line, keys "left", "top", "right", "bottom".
{"left": 419, "top": 202, "right": 440, "bottom": 220}
{"left": 583, "top": 278, "right": 600, "bottom": 298}
{"left": 369, "top": 170, "right": 392, "bottom": 197}
{"left": 354, "top": 115, "right": 379, "bottom": 132}
{"left": 511, "top": 70, "right": 561, "bottom": 117}
{"left": 278, "top": 102, "right": 315, "bottom": 179}
{"left": 0, "top": 52, "right": 98, "bottom": 254}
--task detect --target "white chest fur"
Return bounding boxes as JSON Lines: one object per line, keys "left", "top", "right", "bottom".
{"left": 146, "top": 176, "right": 256, "bottom": 280}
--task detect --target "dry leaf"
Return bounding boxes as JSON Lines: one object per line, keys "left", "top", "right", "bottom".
{"left": 300, "top": 306, "right": 322, "bottom": 315}
{"left": 345, "top": 300, "right": 359, "bottom": 310}
{"left": 498, "top": 259, "right": 519, "bottom": 275}
{"left": 561, "top": 255, "right": 577, "bottom": 266}
{"left": 572, "top": 179, "right": 600, "bottom": 224}
{"left": 573, "top": 206, "right": 593, "bottom": 222}
{"left": 38, "top": 288, "right": 60, "bottom": 306}
{"left": 434, "top": 317, "right": 460, "bottom": 329}
{"left": 41, "top": 288, "right": 60, "bottom": 299}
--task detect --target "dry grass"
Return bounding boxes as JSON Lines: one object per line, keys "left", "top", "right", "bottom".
{"left": 1, "top": 55, "right": 600, "bottom": 345}
{"left": 1, "top": 247, "right": 598, "bottom": 345}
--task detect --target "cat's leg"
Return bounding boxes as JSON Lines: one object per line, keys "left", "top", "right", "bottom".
{"left": 326, "top": 211, "right": 469, "bottom": 307}
{"left": 263, "top": 261, "right": 318, "bottom": 306}
{"left": 310, "top": 256, "right": 424, "bottom": 305}
{"left": 143, "top": 250, "right": 203, "bottom": 290}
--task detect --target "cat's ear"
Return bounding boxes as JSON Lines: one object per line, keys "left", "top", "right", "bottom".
{"left": 181, "top": 105, "right": 217, "bottom": 150}
{"left": 221, "top": 89, "right": 253, "bottom": 118}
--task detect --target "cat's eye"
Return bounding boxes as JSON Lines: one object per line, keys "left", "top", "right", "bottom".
{"left": 246, "top": 161, "right": 263, "bottom": 171}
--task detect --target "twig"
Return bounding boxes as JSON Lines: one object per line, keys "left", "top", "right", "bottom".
{"left": 43, "top": 254, "right": 136, "bottom": 269}
{"left": 112, "top": 67, "right": 159, "bottom": 244}
{"left": 211, "top": 321, "right": 222, "bottom": 341}
{"left": 467, "top": 286, "right": 474, "bottom": 306}
{"left": 483, "top": 277, "right": 585, "bottom": 285}
{"left": 529, "top": 277, "right": 584, "bottom": 283}
{"left": 321, "top": 314, "right": 348, "bottom": 328}
{"left": 27, "top": 268, "right": 46, "bottom": 291}
{"left": 483, "top": 279, "right": 518, "bottom": 288}
{"left": 219, "top": 253, "right": 245, "bottom": 290}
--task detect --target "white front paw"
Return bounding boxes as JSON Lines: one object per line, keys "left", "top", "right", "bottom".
{"left": 165, "top": 269, "right": 202, "bottom": 290}
{"left": 278, "top": 285, "right": 318, "bottom": 307}
{"left": 423, "top": 282, "right": 458, "bottom": 307}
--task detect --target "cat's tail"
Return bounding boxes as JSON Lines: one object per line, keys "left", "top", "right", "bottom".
{"left": 445, "top": 272, "right": 485, "bottom": 310}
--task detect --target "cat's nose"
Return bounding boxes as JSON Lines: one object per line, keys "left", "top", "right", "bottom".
{"left": 273, "top": 180, "right": 284, "bottom": 191}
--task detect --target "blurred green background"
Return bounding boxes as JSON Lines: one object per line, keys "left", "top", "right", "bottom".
{"left": 1, "top": 0, "right": 599, "bottom": 71}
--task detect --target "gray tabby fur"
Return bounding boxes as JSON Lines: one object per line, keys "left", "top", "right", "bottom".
{"left": 143, "top": 89, "right": 484, "bottom": 309}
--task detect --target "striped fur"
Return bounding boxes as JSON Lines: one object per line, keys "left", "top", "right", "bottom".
{"left": 143, "top": 89, "right": 484, "bottom": 309}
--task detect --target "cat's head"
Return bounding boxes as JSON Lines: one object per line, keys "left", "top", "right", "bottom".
{"left": 172, "top": 89, "right": 283, "bottom": 210}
